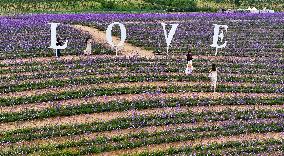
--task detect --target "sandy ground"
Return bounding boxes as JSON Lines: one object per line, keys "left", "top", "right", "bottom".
{"left": 72, "top": 25, "right": 155, "bottom": 59}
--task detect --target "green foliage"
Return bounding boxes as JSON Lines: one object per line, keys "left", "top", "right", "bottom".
{"left": 100, "top": 0, "right": 116, "bottom": 10}
{"left": 234, "top": 0, "right": 241, "bottom": 6}
{"left": 0, "top": 0, "right": 283, "bottom": 13}
{"left": 144, "top": 0, "right": 198, "bottom": 12}
{"left": 198, "top": 0, "right": 283, "bottom": 11}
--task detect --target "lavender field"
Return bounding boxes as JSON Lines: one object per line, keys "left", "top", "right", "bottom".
{"left": 0, "top": 13, "right": 283, "bottom": 155}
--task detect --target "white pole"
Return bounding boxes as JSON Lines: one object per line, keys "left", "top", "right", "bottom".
{"left": 167, "top": 47, "right": 169, "bottom": 56}
{"left": 215, "top": 48, "right": 218, "bottom": 56}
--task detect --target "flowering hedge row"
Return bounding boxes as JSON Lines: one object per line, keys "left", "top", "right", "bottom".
{"left": 138, "top": 139, "right": 283, "bottom": 156}
{"left": 2, "top": 57, "right": 281, "bottom": 76}
{"left": 1, "top": 13, "right": 284, "bottom": 59}
{"left": 1, "top": 71, "right": 282, "bottom": 95}
{"left": 0, "top": 82, "right": 282, "bottom": 107}
{"left": 1, "top": 109, "right": 283, "bottom": 144}
{"left": 3, "top": 122, "right": 284, "bottom": 155}
{"left": 0, "top": 17, "right": 114, "bottom": 59}
{"left": 0, "top": 96, "right": 283, "bottom": 123}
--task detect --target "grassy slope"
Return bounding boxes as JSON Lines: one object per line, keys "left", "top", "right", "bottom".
{"left": 0, "top": 0, "right": 282, "bottom": 14}
{"left": 197, "top": 0, "right": 283, "bottom": 11}
{"left": 0, "top": 0, "right": 161, "bottom": 14}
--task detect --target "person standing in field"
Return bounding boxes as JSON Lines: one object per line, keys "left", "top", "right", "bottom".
{"left": 208, "top": 64, "right": 218, "bottom": 92}
{"left": 55, "top": 37, "right": 63, "bottom": 58}
{"left": 84, "top": 38, "right": 93, "bottom": 55}
{"left": 185, "top": 51, "right": 194, "bottom": 75}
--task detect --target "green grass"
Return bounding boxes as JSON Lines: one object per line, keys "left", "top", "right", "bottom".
{"left": 197, "top": 0, "right": 284, "bottom": 11}
{"left": 0, "top": 0, "right": 164, "bottom": 14}
{"left": 0, "top": 0, "right": 282, "bottom": 14}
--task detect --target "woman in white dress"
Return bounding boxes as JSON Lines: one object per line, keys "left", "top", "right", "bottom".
{"left": 208, "top": 64, "right": 218, "bottom": 92}
{"left": 83, "top": 38, "right": 92, "bottom": 55}
{"left": 185, "top": 60, "right": 193, "bottom": 75}
{"left": 185, "top": 52, "right": 194, "bottom": 75}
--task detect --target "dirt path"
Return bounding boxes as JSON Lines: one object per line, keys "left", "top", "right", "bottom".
{"left": 0, "top": 66, "right": 127, "bottom": 86}
{"left": 0, "top": 55, "right": 115, "bottom": 66}
{"left": 1, "top": 54, "right": 279, "bottom": 72}
{"left": 101, "top": 132, "right": 284, "bottom": 156}
{"left": 72, "top": 25, "right": 155, "bottom": 59}
{"left": 1, "top": 53, "right": 280, "bottom": 68}
{"left": 1, "top": 118, "right": 278, "bottom": 151}
{"left": 192, "top": 55, "right": 283, "bottom": 63}
{"left": 1, "top": 81, "right": 194, "bottom": 98}
{"left": 0, "top": 104, "right": 283, "bottom": 132}
{"left": 0, "top": 63, "right": 122, "bottom": 77}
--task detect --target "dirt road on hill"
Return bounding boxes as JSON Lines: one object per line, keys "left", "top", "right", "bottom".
{"left": 72, "top": 25, "right": 155, "bottom": 59}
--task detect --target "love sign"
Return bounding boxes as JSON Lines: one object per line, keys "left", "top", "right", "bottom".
{"left": 48, "top": 22, "right": 228, "bottom": 57}
{"left": 210, "top": 24, "right": 228, "bottom": 56}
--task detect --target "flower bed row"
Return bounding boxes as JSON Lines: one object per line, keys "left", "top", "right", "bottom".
{"left": 0, "top": 81, "right": 282, "bottom": 106}
{"left": 0, "top": 96, "right": 282, "bottom": 123}
{"left": 1, "top": 13, "right": 284, "bottom": 59}
{"left": 0, "top": 18, "right": 114, "bottom": 59}
{"left": 1, "top": 109, "right": 283, "bottom": 144}
{"left": 137, "top": 139, "right": 283, "bottom": 156}
{"left": 3, "top": 56, "right": 281, "bottom": 75}
{"left": 1, "top": 71, "right": 283, "bottom": 94}
{"left": 2, "top": 121, "right": 283, "bottom": 155}
{"left": 82, "top": 14, "right": 284, "bottom": 57}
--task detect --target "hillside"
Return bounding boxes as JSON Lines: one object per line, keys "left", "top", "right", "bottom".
{"left": 0, "top": 12, "right": 283, "bottom": 155}
{"left": 0, "top": 0, "right": 283, "bottom": 14}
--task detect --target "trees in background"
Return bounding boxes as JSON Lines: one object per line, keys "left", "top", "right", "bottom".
{"left": 144, "top": 0, "right": 198, "bottom": 12}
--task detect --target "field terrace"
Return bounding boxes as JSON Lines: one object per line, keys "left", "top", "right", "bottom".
{"left": 0, "top": 13, "right": 283, "bottom": 155}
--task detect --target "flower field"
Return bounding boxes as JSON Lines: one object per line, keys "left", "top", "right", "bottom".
{"left": 0, "top": 13, "right": 283, "bottom": 155}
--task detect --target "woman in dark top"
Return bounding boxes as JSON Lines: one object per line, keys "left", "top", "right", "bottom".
{"left": 185, "top": 51, "right": 194, "bottom": 75}
{"left": 56, "top": 37, "right": 63, "bottom": 57}
{"left": 186, "top": 51, "right": 193, "bottom": 63}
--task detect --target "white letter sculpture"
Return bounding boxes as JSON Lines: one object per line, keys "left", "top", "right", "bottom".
{"left": 161, "top": 23, "right": 179, "bottom": 56}
{"left": 106, "top": 22, "right": 127, "bottom": 56}
{"left": 210, "top": 24, "right": 228, "bottom": 56}
{"left": 49, "top": 23, "right": 68, "bottom": 50}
